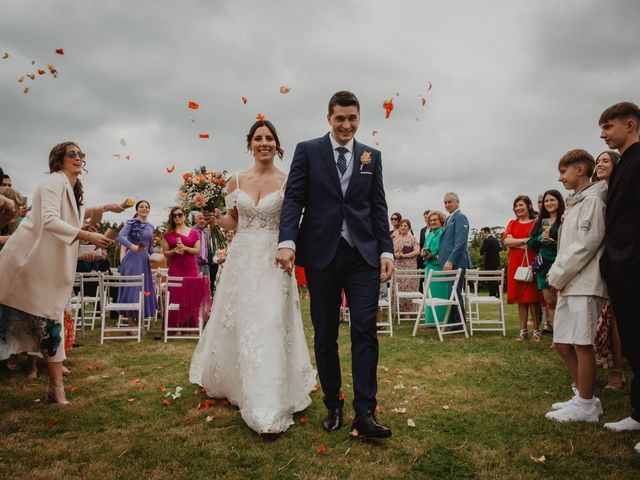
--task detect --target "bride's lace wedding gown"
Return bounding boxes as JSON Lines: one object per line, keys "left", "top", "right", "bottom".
{"left": 189, "top": 179, "right": 316, "bottom": 434}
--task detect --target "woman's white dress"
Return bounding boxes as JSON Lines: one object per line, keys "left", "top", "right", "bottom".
{"left": 189, "top": 183, "right": 316, "bottom": 434}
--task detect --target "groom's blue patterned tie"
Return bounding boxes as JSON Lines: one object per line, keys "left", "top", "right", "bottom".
{"left": 336, "top": 146, "right": 348, "bottom": 177}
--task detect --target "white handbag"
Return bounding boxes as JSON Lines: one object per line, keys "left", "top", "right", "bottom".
{"left": 514, "top": 247, "right": 534, "bottom": 282}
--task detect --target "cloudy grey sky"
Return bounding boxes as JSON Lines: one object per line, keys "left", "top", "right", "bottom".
{"left": 1, "top": 0, "right": 638, "bottom": 231}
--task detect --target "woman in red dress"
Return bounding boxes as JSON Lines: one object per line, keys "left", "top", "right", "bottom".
{"left": 504, "top": 195, "right": 542, "bottom": 341}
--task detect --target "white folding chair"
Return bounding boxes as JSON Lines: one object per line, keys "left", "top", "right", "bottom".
{"left": 393, "top": 269, "right": 424, "bottom": 324}
{"left": 377, "top": 282, "right": 393, "bottom": 336}
{"left": 100, "top": 274, "right": 144, "bottom": 343}
{"left": 465, "top": 269, "right": 506, "bottom": 336}
{"left": 412, "top": 269, "right": 468, "bottom": 341}
{"left": 163, "top": 276, "right": 204, "bottom": 342}
{"left": 79, "top": 272, "right": 102, "bottom": 330}
{"left": 70, "top": 273, "right": 83, "bottom": 335}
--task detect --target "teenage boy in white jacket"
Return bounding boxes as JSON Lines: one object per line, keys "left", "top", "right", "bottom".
{"left": 545, "top": 149, "right": 607, "bottom": 423}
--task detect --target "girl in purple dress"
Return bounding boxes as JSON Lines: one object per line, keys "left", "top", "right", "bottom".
{"left": 162, "top": 206, "right": 203, "bottom": 330}
{"left": 117, "top": 200, "right": 158, "bottom": 328}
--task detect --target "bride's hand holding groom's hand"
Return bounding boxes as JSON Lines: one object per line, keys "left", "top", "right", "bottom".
{"left": 275, "top": 248, "right": 296, "bottom": 276}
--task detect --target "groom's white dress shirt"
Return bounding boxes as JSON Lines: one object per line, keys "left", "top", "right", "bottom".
{"left": 278, "top": 133, "right": 392, "bottom": 261}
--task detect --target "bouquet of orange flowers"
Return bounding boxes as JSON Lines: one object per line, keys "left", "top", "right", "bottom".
{"left": 177, "top": 166, "right": 228, "bottom": 213}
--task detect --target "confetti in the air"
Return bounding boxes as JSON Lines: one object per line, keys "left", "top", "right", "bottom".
{"left": 279, "top": 86, "right": 291, "bottom": 94}
{"left": 23, "top": 87, "right": 29, "bottom": 94}
{"left": 17, "top": 76, "right": 24, "bottom": 83}
{"left": 421, "top": 97, "right": 427, "bottom": 107}
{"left": 256, "top": 113, "right": 265, "bottom": 121}
{"left": 241, "top": 96, "right": 248, "bottom": 104}
{"left": 372, "top": 130, "right": 378, "bottom": 136}
{"left": 2, "top": 52, "right": 9, "bottom": 59}
{"left": 198, "top": 134, "right": 210, "bottom": 139}
{"left": 26, "top": 74, "right": 35, "bottom": 80}
{"left": 37, "top": 69, "right": 45, "bottom": 75}
{"left": 125, "top": 155, "right": 131, "bottom": 161}
{"left": 47, "top": 64, "right": 58, "bottom": 78}
{"left": 120, "top": 138, "right": 127, "bottom": 146}
{"left": 55, "top": 48, "right": 65, "bottom": 55}
{"left": 427, "top": 81, "right": 433, "bottom": 91}
{"left": 383, "top": 99, "right": 394, "bottom": 119}
{"left": 166, "top": 165, "right": 175, "bottom": 174}
{"left": 112, "top": 153, "right": 121, "bottom": 160}
{"left": 190, "top": 116, "right": 196, "bottom": 123}
{"left": 188, "top": 101, "right": 199, "bottom": 110}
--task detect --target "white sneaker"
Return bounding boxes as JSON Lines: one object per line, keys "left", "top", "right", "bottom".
{"left": 603, "top": 417, "right": 640, "bottom": 432}
{"left": 551, "top": 388, "right": 603, "bottom": 416}
{"left": 545, "top": 401, "right": 601, "bottom": 423}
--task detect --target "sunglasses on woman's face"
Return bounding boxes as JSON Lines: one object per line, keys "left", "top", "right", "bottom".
{"left": 391, "top": 217, "right": 399, "bottom": 221}
{"left": 65, "top": 151, "right": 86, "bottom": 159}
{"left": 173, "top": 212, "right": 184, "bottom": 218}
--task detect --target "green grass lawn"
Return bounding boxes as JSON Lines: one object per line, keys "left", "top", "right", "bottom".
{"left": 1, "top": 300, "right": 638, "bottom": 480}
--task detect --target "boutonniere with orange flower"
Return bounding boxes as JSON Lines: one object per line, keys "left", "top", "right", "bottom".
{"left": 360, "top": 151, "right": 372, "bottom": 171}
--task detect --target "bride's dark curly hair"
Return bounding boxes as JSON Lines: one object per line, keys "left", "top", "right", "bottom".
{"left": 48, "top": 142, "right": 85, "bottom": 207}
{"left": 246, "top": 120, "right": 284, "bottom": 159}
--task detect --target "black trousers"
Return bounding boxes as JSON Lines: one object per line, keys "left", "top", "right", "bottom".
{"left": 606, "top": 276, "right": 640, "bottom": 421}
{"left": 305, "top": 239, "right": 380, "bottom": 415}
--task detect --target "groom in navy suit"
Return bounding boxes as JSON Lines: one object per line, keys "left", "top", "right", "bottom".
{"left": 276, "top": 91, "right": 394, "bottom": 439}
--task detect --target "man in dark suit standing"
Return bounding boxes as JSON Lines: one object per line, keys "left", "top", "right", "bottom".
{"left": 276, "top": 91, "right": 395, "bottom": 439}
{"left": 599, "top": 102, "right": 640, "bottom": 445}
{"left": 480, "top": 227, "right": 501, "bottom": 297}
{"left": 417, "top": 210, "right": 430, "bottom": 292}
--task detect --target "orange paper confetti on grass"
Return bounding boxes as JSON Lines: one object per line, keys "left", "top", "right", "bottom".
{"left": 241, "top": 96, "right": 248, "bottom": 104}
{"left": 299, "top": 417, "right": 309, "bottom": 424}
{"left": 55, "top": 48, "right": 65, "bottom": 55}
{"left": 339, "top": 392, "right": 346, "bottom": 401}
{"left": 188, "top": 101, "right": 199, "bottom": 110}
{"left": 279, "top": 86, "right": 291, "bottom": 94}
{"left": 166, "top": 166, "right": 175, "bottom": 174}
{"left": 130, "top": 378, "right": 141, "bottom": 383}
{"left": 47, "top": 418, "right": 60, "bottom": 428}
{"left": 198, "top": 134, "right": 210, "bottom": 139}
{"left": 70, "top": 386, "right": 79, "bottom": 393}
{"left": 311, "top": 384, "right": 318, "bottom": 393}
{"left": 199, "top": 387, "right": 207, "bottom": 394}
{"left": 185, "top": 418, "right": 195, "bottom": 425}
{"left": 383, "top": 99, "right": 394, "bottom": 119}
{"left": 127, "top": 398, "right": 136, "bottom": 403}
{"left": 162, "top": 399, "right": 170, "bottom": 406}
{"left": 84, "top": 365, "right": 95, "bottom": 371}
{"left": 315, "top": 444, "right": 326, "bottom": 454}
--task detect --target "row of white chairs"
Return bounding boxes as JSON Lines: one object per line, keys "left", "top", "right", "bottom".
{"left": 393, "top": 268, "right": 506, "bottom": 341}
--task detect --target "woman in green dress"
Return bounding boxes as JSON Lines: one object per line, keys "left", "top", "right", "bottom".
{"left": 423, "top": 211, "right": 448, "bottom": 325}
{"left": 527, "top": 189, "right": 565, "bottom": 334}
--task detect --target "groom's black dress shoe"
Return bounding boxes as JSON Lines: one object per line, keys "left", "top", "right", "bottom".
{"left": 322, "top": 407, "right": 343, "bottom": 432}
{"left": 350, "top": 411, "right": 392, "bottom": 439}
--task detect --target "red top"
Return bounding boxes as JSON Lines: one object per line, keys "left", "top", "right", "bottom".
{"left": 504, "top": 219, "right": 541, "bottom": 304}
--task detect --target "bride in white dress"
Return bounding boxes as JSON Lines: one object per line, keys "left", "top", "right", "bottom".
{"left": 189, "top": 120, "right": 316, "bottom": 435}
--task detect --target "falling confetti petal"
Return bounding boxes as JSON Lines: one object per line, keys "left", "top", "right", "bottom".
{"left": 395, "top": 92, "right": 400, "bottom": 97}
{"left": 407, "top": 419, "right": 416, "bottom": 427}
{"left": 315, "top": 444, "right": 326, "bottom": 454}
{"left": 256, "top": 113, "right": 265, "bottom": 121}
{"left": 421, "top": 98, "right": 427, "bottom": 107}
{"left": 188, "top": 101, "right": 199, "bottom": 110}
{"left": 112, "top": 154, "right": 121, "bottom": 160}
{"left": 23, "top": 87, "right": 29, "bottom": 94}
{"left": 26, "top": 74, "right": 35, "bottom": 80}
{"left": 31, "top": 60, "right": 35, "bottom": 65}
{"left": 2, "top": 52, "right": 9, "bottom": 59}
{"left": 190, "top": 116, "right": 196, "bottom": 123}
{"left": 47, "top": 418, "right": 60, "bottom": 427}
{"left": 279, "top": 86, "right": 291, "bottom": 94}
{"left": 372, "top": 130, "right": 378, "bottom": 136}
{"left": 37, "top": 69, "right": 46, "bottom": 75}
{"left": 125, "top": 155, "right": 131, "bottom": 161}
{"left": 427, "top": 81, "right": 433, "bottom": 91}
{"left": 530, "top": 455, "right": 546, "bottom": 464}
{"left": 47, "top": 64, "right": 58, "bottom": 78}
{"left": 120, "top": 138, "right": 127, "bottom": 146}
{"left": 198, "top": 134, "right": 210, "bottom": 139}
{"left": 18, "top": 76, "right": 24, "bottom": 83}
{"left": 55, "top": 48, "right": 65, "bottom": 55}
{"left": 383, "top": 99, "right": 394, "bottom": 119}
{"left": 241, "top": 96, "right": 248, "bottom": 104}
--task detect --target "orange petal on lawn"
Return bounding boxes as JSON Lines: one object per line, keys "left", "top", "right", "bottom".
{"left": 185, "top": 418, "right": 195, "bottom": 425}
{"left": 70, "top": 386, "right": 79, "bottom": 393}
{"left": 315, "top": 444, "right": 326, "bottom": 453}
{"left": 159, "top": 386, "right": 167, "bottom": 392}
{"left": 46, "top": 418, "right": 60, "bottom": 427}
{"left": 383, "top": 99, "right": 394, "bottom": 119}
{"left": 199, "top": 387, "right": 207, "bottom": 394}
{"left": 130, "top": 378, "right": 141, "bottom": 383}
{"left": 241, "top": 96, "right": 247, "bottom": 104}
{"left": 339, "top": 392, "right": 346, "bottom": 401}
{"left": 162, "top": 399, "right": 170, "bottom": 406}
{"left": 198, "top": 134, "right": 210, "bottom": 139}
{"left": 221, "top": 399, "right": 230, "bottom": 406}
{"left": 188, "top": 101, "right": 199, "bottom": 110}
{"left": 311, "top": 384, "right": 318, "bottom": 393}
{"left": 375, "top": 405, "right": 383, "bottom": 413}
{"left": 256, "top": 113, "right": 265, "bottom": 121}
{"left": 84, "top": 365, "right": 94, "bottom": 372}
{"left": 299, "top": 417, "right": 309, "bottom": 424}
{"left": 55, "top": 48, "right": 65, "bottom": 55}
{"left": 138, "top": 386, "right": 145, "bottom": 391}
{"left": 166, "top": 166, "right": 175, "bottom": 174}
{"left": 127, "top": 398, "right": 136, "bottom": 403}
{"left": 204, "top": 399, "right": 216, "bottom": 408}
{"left": 279, "top": 86, "right": 291, "bottom": 94}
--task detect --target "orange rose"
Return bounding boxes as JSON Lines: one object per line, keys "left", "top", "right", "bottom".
{"left": 182, "top": 173, "right": 191, "bottom": 180}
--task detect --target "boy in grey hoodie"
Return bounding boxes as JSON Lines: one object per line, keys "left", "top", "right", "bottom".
{"left": 545, "top": 149, "right": 607, "bottom": 423}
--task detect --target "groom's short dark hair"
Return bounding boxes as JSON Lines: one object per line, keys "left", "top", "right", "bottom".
{"left": 328, "top": 91, "right": 360, "bottom": 115}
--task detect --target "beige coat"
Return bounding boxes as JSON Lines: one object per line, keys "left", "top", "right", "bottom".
{"left": 0, "top": 172, "right": 83, "bottom": 319}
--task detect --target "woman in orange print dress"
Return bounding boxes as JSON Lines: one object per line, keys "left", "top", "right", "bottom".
{"left": 504, "top": 195, "right": 542, "bottom": 342}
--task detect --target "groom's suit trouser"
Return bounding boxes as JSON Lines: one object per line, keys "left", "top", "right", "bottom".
{"left": 305, "top": 239, "right": 380, "bottom": 416}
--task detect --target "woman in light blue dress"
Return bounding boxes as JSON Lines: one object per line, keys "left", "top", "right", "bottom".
{"left": 423, "top": 211, "right": 448, "bottom": 325}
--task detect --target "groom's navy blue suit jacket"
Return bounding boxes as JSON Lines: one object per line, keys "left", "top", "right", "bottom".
{"left": 279, "top": 133, "right": 393, "bottom": 270}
